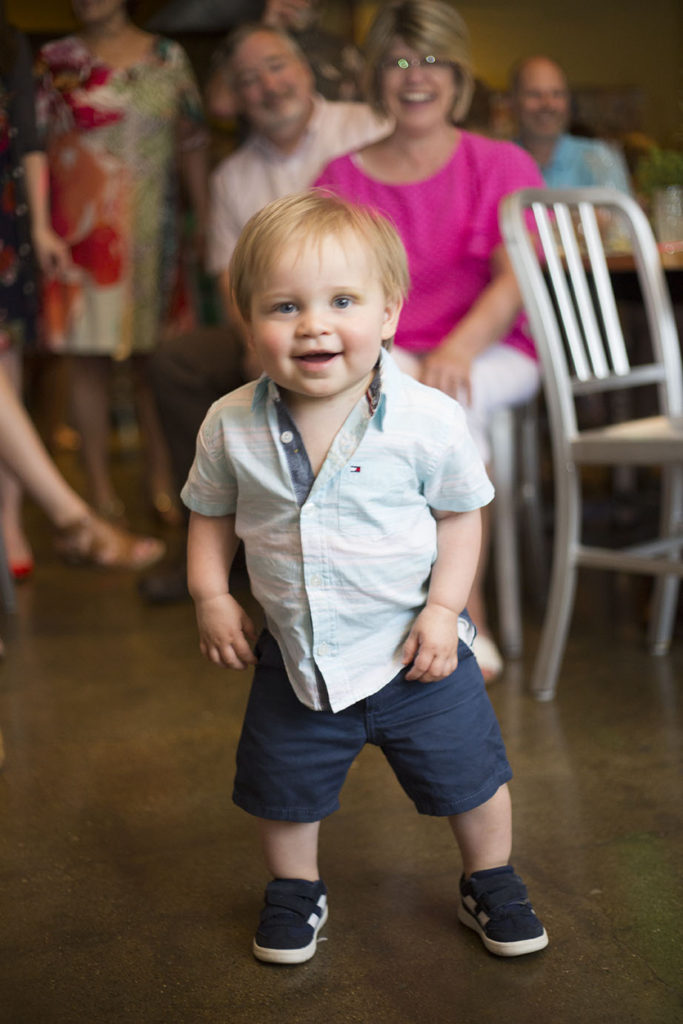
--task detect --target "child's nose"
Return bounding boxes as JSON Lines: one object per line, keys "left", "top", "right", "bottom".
{"left": 296, "top": 308, "right": 329, "bottom": 337}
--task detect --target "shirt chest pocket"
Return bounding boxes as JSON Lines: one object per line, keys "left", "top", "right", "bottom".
{"left": 335, "top": 461, "right": 422, "bottom": 540}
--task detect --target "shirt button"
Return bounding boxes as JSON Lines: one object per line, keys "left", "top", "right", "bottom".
{"left": 280, "top": 430, "right": 293, "bottom": 444}
{"left": 317, "top": 642, "right": 330, "bottom": 656}
{"left": 310, "top": 574, "right": 322, "bottom": 587}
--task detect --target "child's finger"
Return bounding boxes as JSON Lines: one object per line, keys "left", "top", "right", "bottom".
{"left": 242, "top": 616, "right": 259, "bottom": 644}
{"left": 404, "top": 645, "right": 432, "bottom": 680}
{"left": 402, "top": 631, "right": 419, "bottom": 666}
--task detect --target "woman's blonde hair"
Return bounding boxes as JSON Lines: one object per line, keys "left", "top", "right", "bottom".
{"left": 363, "top": 0, "right": 474, "bottom": 123}
{"left": 230, "top": 189, "right": 410, "bottom": 325}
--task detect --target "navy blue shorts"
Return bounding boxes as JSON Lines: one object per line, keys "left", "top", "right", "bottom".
{"left": 233, "top": 631, "right": 512, "bottom": 823}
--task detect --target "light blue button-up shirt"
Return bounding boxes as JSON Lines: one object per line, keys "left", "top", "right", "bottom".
{"left": 535, "top": 134, "right": 631, "bottom": 192}
{"left": 181, "top": 350, "right": 494, "bottom": 712}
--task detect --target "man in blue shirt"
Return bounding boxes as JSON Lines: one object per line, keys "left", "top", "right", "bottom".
{"left": 510, "top": 56, "right": 631, "bottom": 192}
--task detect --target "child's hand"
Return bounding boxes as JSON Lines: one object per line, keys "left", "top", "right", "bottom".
{"left": 195, "top": 592, "right": 258, "bottom": 669}
{"left": 402, "top": 604, "right": 460, "bottom": 683}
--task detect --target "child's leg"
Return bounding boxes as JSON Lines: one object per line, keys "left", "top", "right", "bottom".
{"left": 449, "top": 784, "right": 548, "bottom": 956}
{"left": 448, "top": 782, "right": 511, "bottom": 878}
{"left": 253, "top": 819, "right": 327, "bottom": 964}
{"left": 258, "top": 818, "right": 321, "bottom": 881}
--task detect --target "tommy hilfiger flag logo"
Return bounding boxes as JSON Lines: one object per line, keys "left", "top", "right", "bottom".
{"left": 349, "top": 466, "right": 361, "bottom": 473}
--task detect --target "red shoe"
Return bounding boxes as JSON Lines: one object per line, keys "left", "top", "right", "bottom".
{"left": 11, "top": 560, "right": 34, "bottom": 582}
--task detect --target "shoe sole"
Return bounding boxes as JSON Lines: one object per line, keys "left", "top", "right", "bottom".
{"left": 253, "top": 904, "right": 328, "bottom": 964}
{"left": 458, "top": 904, "right": 548, "bottom": 957}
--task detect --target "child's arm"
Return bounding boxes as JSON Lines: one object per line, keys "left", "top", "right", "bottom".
{"left": 403, "top": 508, "right": 482, "bottom": 683}
{"left": 187, "top": 510, "right": 257, "bottom": 670}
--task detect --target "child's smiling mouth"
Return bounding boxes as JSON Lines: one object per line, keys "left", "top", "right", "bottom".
{"left": 295, "top": 351, "right": 339, "bottom": 363}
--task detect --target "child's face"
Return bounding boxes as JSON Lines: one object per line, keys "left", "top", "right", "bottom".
{"left": 246, "top": 231, "right": 401, "bottom": 410}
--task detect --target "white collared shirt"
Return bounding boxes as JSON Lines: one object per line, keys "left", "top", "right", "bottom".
{"left": 207, "top": 95, "right": 390, "bottom": 274}
{"left": 181, "top": 351, "right": 494, "bottom": 712}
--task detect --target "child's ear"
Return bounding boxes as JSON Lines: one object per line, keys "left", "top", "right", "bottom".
{"left": 381, "top": 298, "right": 403, "bottom": 342}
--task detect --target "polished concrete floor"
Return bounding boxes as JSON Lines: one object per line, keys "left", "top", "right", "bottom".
{"left": 0, "top": 452, "right": 682, "bottom": 1024}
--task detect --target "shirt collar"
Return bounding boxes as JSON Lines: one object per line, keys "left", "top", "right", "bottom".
{"left": 250, "top": 346, "right": 403, "bottom": 427}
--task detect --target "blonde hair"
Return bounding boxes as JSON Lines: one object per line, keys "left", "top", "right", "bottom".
{"left": 363, "top": 0, "right": 474, "bottom": 123}
{"left": 230, "top": 190, "right": 410, "bottom": 326}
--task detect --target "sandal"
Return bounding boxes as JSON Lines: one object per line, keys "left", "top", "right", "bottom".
{"left": 472, "top": 633, "right": 504, "bottom": 684}
{"left": 55, "top": 513, "right": 165, "bottom": 572}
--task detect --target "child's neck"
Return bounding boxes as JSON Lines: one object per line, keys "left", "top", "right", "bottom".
{"left": 283, "top": 383, "right": 370, "bottom": 478}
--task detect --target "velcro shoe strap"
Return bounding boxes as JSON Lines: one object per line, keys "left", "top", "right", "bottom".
{"left": 265, "top": 891, "right": 319, "bottom": 917}
{"left": 470, "top": 875, "right": 529, "bottom": 913}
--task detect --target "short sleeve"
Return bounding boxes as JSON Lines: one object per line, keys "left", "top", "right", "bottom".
{"left": 476, "top": 140, "right": 545, "bottom": 252}
{"left": 422, "top": 399, "right": 495, "bottom": 512}
{"left": 586, "top": 142, "right": 632, "bottom": 194}
{"left": 181, "top": 406, "right": 238, "bottom": 516}
{"left": 162, "top": 39, "right": 207, "bottom": 151}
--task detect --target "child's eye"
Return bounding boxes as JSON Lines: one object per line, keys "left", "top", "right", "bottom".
{"left": 274, "top": 301, "right": 297, "bottom": 314}
{"left": 333, "top": 296, "right": 353, "bottom": 309}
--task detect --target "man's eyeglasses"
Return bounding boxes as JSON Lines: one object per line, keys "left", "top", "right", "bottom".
{"left": 380, "top": 56, "right": 455, "bottom": 71}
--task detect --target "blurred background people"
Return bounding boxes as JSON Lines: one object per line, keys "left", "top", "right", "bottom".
{"left": 206, "top": 0, "right": 363, "bottom": 123}
{"left": 315, "top": 0, "right": 545, "bottom": 681}
{"left": 509, "top": 56, "right": 631, "bottom": 191}
{"left": 260, "top": 0, "right": 363, "bottom": 101}
{"left": 0, "top": 3, "right": 70, "bottom": 579}
{"left": 35, "top": 0, "right": 208, "bottom": 526}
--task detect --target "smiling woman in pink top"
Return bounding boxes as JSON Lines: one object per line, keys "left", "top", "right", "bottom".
{"left": 314, "top": 0, "right": 545, "bottom": 680}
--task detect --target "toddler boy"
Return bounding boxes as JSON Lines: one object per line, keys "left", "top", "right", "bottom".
{"left": 181, "top": 191, "right": 548, "bottom": 963}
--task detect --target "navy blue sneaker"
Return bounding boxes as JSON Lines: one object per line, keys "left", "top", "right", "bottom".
{"left": 253, "top": 878, "right": 328, "bottom": 964}
{"left": 458, "top": 865, "right": 548, "bottom": 956}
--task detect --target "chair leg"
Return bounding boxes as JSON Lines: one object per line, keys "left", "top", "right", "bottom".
{"left": 518, "top": 397, "right": 548, "bottom": 605}
{"left": 648, "top": 464, "right": 683, "bottom": 655}
{"left": 530, "top": 461, "right": 581, "bottom": 701}
{"left": 490, "top": 407, "right": 523, "bottom": 658}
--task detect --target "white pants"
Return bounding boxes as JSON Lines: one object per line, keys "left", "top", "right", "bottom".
{"left": 392, "top": 343, "right": 541, "bottom": 462}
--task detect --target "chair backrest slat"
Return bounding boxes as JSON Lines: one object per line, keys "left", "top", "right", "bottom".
{"left": 554, "top": 202, "right": 611, "bottom": 378}
{"left": 532, "top": 202, "right": 591, "bottom": 380}
{"left": 578, "top": 202, "right": 630, "bottom": 375}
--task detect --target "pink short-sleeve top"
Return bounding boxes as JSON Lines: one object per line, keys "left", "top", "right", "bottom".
{"left": 314, "top": 131, "right": 545, "bottom": 359}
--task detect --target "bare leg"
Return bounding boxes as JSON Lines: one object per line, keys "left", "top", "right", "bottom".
{"left": 67, "top": 355, "right": 118, "bottom": 513}
{"left": 0, "top": 349, "right": 32, "bottom": 568}
{"left": 130, "top": 354, "right": 182, "bottom": 523}
{"left": 258, "top": 819, "right": 321, "bottom": 881}
{"left": 448, "top": 783, "right": 512, "bottom": 878}
{"left": 0, "top": 362, "right": 91, "bottom": 528}
{"left": 0, "top": 364, "right": 165, "bottom": 573}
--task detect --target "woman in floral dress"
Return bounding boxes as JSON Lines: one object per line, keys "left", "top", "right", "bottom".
{"left": 36, "top": 0, "right": 208, "bottom": 522}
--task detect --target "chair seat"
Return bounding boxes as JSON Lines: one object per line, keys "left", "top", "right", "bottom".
{"left": 571, "top": 415, "right": 683, "bottom": 464}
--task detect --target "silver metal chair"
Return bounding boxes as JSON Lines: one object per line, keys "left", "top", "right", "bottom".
{"left": 500, "top": 186, "right": 683, "bottom": 700}
{"left": 490, "top": 397, "right": 546, "bottom": 658}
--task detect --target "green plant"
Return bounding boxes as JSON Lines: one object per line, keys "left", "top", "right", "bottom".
{"left": 636, "top": 148, "right": 683, "bottom": 196}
